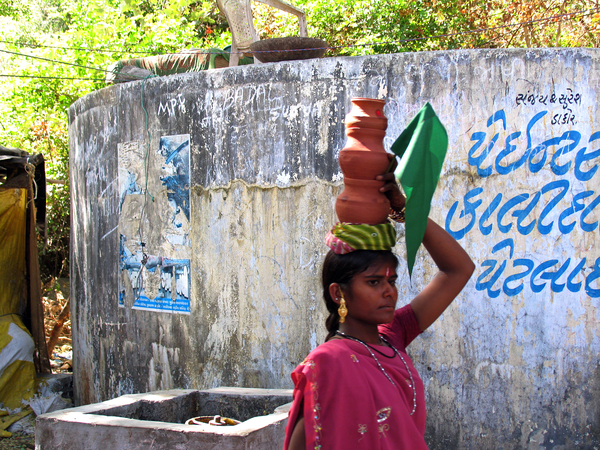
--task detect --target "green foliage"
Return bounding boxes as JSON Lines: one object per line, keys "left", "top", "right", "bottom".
{"left": 40, "top": 183, "right": 70, "bottom": 282}
{"left": 253, "top": 0, "right": 599, "bottom": 54}
{"left": 0, "top": 0, "right": 29, "bottom": 20}
{"left": 30, "top": 118, "right": 70, "bottom": 282}
{"left": 0, "top": 0, "right": 597, "bottom": 280}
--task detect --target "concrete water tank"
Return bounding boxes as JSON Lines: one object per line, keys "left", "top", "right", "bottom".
{"left": 70, "top": 48, "right": 600, "bottom": 448}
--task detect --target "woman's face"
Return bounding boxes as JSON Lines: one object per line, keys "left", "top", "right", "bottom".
{"left": 344, "top": 261, "right": 398, "bottom": 325}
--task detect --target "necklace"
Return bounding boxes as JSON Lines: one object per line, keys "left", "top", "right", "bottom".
{"left": 336, "top": 331, "right": 417, "bottom": 416}
{"left": 337, "top": 333, "right": 396, "bottom": 358}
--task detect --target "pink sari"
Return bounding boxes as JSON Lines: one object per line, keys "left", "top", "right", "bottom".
{"left": 283, "top": 305, "right": 427, "bottom": 450}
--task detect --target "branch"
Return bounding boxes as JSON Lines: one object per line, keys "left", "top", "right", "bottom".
{"left": 47, "top": 297, "right": 70, "bottom": 357}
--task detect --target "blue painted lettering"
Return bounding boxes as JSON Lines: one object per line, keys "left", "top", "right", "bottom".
{"left": 445, "top": 187, "right": 483, "bottom": 240}
{"left": 503, "top": 259, "right": 534, "bottom": 296}
{"left": 497, "top": 194, "right": 529, "bottom": 234}
{"left": 585, "top": 258, "right": 600, "bottom": 298}
{"left": 574, "top": 132, "right": 600, "bottom": 181}
{"left": 479, "top": 193, "right": 502, "bottom": 235}
{"left": 558, "top": 191, "right": 592, "bottom": 234}
{"left": 537, "top": 180, "right": 569, "bottom": 235}
{"left": 513, "top": 192, "right": 540, "bottom": 235}
{"left": 580, "top": 193, "right": 600, "bottom": 232}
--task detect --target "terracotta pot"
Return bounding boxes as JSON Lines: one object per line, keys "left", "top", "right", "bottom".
{"left": 344, "top": 98, "right": 387, "bottom": 130}
{"left": 334, "top": 98, "right": 391, "bottom": 225}
{"left": 343, "top": 128, "right": 386, "bottom": 153}
{"left": 338, "top": 149, "right": 390, "bottom": 179}
{"left": 335, "top": 177, "right": 390, "bottom": 225}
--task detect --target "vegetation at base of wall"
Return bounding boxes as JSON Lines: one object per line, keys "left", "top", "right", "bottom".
{"left": 0, "top": 0, "right": 598, "bottom": 281}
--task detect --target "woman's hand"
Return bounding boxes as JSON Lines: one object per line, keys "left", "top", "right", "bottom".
{"left": 376, "top": 153, "right": 405, "bottom": 210}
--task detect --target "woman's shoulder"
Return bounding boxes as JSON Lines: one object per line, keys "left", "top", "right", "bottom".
{"left": 378, "top": 303, "right": 422, "bottom": 350}
{"left": 305, "top": 339, "right": 350, "bottom": 360}
{"left": 295, "top": 339, "right": 352, "bottom": 373}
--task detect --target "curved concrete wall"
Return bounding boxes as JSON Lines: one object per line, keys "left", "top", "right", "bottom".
{"left": 70, "top": 48, "right": 600, "bottom": 448}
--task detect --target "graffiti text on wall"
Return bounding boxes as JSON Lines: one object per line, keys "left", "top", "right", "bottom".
{"left": 465, "top": 109, "right": 597, "bottom": 179}
{"left": 515, "top": 88, "right": 582, "bottom": 125}
{"left": 446, "top": 107, "right": 600, "bottom": 298}
{"left": 158, "top": 94, "right": 186, "bottom": 117}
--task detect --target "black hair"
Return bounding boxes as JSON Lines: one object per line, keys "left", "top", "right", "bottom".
{"left": 321, "top": 249, "right": 399, "bottom": 341}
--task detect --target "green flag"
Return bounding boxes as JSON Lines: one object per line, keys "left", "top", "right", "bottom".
{"left": 391, "top": 103, "right": 448, "bottom": 277}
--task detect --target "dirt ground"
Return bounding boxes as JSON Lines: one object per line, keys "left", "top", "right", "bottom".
{"left": 0, "top": 432, "right": 35, "bottom": 450}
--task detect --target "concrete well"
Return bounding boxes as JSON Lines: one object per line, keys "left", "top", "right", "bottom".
{"left": 35, "top": 387, "right": 293, "bottom": 449}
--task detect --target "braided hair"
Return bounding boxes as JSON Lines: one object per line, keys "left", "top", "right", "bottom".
{"left": 321, "top": 250, "right": 399, "bottom": 341}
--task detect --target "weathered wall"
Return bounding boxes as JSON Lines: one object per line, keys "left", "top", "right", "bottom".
{"left": 69, "top": 48, "right": 600, "bottom": 448}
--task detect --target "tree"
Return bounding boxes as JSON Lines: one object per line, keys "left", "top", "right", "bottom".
{"left": 0, "top": 0, "right": 227, "bottom": 280}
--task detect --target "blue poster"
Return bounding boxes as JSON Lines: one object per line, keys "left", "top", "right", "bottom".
{"left": 118, "top": 136, "right": 191, "bottom": 314}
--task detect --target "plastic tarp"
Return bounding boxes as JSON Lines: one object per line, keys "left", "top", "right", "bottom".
{"left": 0, "top": 189, "right": 36, "bottom": 410}
{"left": 106, "top": 47, "right": 254, "bottom": 83}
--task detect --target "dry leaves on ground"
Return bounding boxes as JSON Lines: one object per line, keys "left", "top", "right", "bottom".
{"left": 0, "top": 432, "right": 35, "bottom": 450}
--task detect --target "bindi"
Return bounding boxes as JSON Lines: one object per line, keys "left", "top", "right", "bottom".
{"left": 386, "top": 267, "right": 390, "bottom": 277}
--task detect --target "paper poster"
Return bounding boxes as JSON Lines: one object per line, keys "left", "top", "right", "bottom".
{"left": 117, "top": 135, "right": 191, "bottom": 314}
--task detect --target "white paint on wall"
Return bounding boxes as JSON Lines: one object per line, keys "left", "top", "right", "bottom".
{"left": 276, "top": 171, "right": 291, "bottom": 187}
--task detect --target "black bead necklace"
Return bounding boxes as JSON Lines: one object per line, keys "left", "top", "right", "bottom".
{"left": 336, "top": 330, "right": 417, "bottom": 415}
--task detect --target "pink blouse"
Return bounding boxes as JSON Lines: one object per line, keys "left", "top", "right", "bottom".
{"left": 284, "top": 304, "right": 427, "bottom": 449}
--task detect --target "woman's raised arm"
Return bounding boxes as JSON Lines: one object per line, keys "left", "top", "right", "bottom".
{"left": 409, "top": 218, "right": 474, "bottom": 331}
{"left": 377, "top": 165, "right": 475, "bottom": 331}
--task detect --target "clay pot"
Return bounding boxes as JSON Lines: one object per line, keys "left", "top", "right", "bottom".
{"left": 335, "top": 98, "right": 391, "bottom": 225}
{"left": 335, "top": 177, "right": 390, "bottom": 225}
{"left": 338, "top": 149, "right": 390, "bottom": 179}
{"left": 338, "top": 99, "right": 389, "bottom": 179}
{"left": 343, "top": 128, "right": 386, "bottom": 153}
{"left": 344, "top": 98, "right": 388, "bottom": 130}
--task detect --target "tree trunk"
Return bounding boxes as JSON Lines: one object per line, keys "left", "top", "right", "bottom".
{"left": 47, "top": 297, "right": 70, "bottom": 357}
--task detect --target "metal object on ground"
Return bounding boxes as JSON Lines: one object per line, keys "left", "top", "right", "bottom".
{"left": 185, "top": 414, "right": 242, "bottom": 426}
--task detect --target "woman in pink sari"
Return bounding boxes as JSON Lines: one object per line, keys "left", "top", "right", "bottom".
{"left": 284, "top": 172, "right": 474, "bottom": 450}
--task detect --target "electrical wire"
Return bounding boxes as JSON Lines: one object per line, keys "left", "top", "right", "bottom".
{"left": 0, "top": 74, "right": 104, "bottom": 81}
{"left": 140, "top": 76, "right": 155, "bottom": 203}
{"left": 0, "top": 39, "right": 164, "bottom": 55}
{"left": 0, "top": 48, "right": 117, "bottom": 74}
{"left": 132, "top": 75, "right": 156, "bottom": 304}
{"left": 0, "top": 6, "right": 596, "bottom": 56}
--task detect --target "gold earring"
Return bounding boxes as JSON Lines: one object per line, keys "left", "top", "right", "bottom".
{"left": 338, "top": 294, "right": 348, "bottom": 323}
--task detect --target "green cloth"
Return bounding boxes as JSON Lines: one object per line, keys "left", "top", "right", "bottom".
{"left": 391, "top": 103, "right": 448, "bottom": 276}
{"left": 326, "top": 222, "right": 397, "bottom": 254}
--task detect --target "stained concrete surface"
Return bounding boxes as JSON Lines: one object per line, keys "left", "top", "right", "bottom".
{"left": 35, "top": 387, "right": 293, "bottom": 450}
{"left": 69, "top": 48, "right": 600, "bottom": 449}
